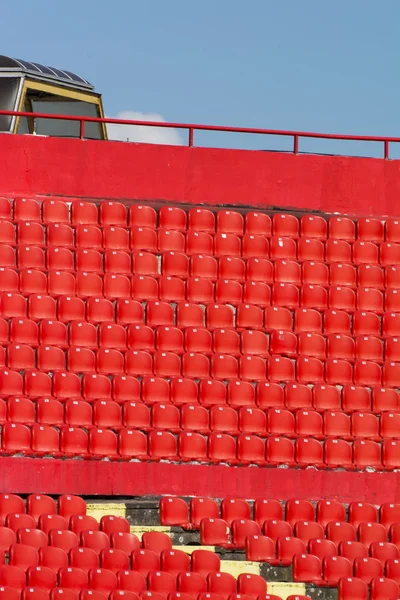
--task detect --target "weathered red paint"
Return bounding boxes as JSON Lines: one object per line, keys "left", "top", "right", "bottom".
{"left": 0, "top": 457, "right": 397, "bottom": 503}
{"left": 1, "top": 134, "right": 400, "bottom": 217}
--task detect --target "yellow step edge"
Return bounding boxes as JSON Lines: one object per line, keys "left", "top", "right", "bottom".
{"left": 173, "top": 545, "right": 216, "bottom": 554}
{"left": 130, "top": 525, "right": 172, "bottom": 535}
{"left": 268, "top": 582, "right": 306, "bottom": 600}
{"left": 86, "top": 503, "right": 128, "bottom": 521}
{"left": 220, "top": 560, "right": 261, "bottom": 577}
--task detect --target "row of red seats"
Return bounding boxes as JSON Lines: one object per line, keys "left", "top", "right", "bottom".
{"left": 0, "top": 495, "right": 85, "bottom": 523}
{"left": 160, "top": 497, "right": 400, "bottom": 531}
{"left": 3, "top": 423, "right": 400, "bottom": 468}
{"left": 0, "top": 590, "right": 304, "bottom": 600}
{"left": 0, "top": 567, "right": 269, "bottom": 600}
{"left": 2, "top": 196, "right": 394, "bottom": 242}
{"left": 7, "top": 396, "right": 400, "bottom": 441}
{"left": 338, "top": 576, "right": 395, "bottom": 600}
{"left": 200, "top": 517, "right": 400, "bottom": 550}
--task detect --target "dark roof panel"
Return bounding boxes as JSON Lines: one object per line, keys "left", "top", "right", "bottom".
{"left": 0, "top": 56, "right": 93, "bottom": 89}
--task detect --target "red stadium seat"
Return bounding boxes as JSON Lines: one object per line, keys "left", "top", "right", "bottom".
{"left": 292, "top": 554, "right": 323, "bottom": 585}
{"left": 338, "top": 577, "right": 367, "bottom": 600}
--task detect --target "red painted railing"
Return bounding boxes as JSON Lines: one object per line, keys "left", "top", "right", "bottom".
{"left": 0, "top": 109, "right": 398, "bottom": 159}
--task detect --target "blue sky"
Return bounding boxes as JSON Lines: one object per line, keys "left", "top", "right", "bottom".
{"left": 2, "top": 0, "right": 400, "bottom": 155}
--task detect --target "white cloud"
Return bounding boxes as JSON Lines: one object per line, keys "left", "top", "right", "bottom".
{"left": 107, "top": 111, "right": 184, "bottom": 145}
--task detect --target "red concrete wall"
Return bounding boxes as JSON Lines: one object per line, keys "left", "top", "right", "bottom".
{"left": 2, "top": 133, "right": 400, "bottom": 217}
{"left": 0, "top": 458, "right": 396, "bottom": 504}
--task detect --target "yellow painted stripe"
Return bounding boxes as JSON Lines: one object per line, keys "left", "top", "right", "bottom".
{"left": 221, "top": 560, "right": 261, "bottom": 577}
{"left": 86, "top": 502, "right": 128, "bottom": 521}
{"left": 130, "top": 525, "right": 172, "bottom": 536}
{"left": 174, "top": 545, "right": 216, "bottom": 554}
{"left": 267, "top": 582, "right": 306, "bottom": 599}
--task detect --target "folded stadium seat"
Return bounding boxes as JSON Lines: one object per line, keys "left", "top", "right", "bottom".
{"left": 69, "top": 547, "right": 99, "bottom": 572}
{"left": 208, "top": 433, "right": 237, "bottom": 464}
{"left": 337, "top": 577, "right": 368, "bottom": 600}
{"left": 129, "top": 226, "right": 158, "bottom": 254}
{"left": 214, "top": 233, "right": 241, "bottom": 257}
{"left": 118, "top": 429, "right": 149, "bottom": 461}
{"left": 0, "top": 198, "right": 11, "bottom": 221}
{"left": 277, "top": 536, "right": 307, "bottom": 567}
{"left": 89, "top": 428, "right": 119, "bottom": 459}
{"left": 131, "top": 252, "right": 158, "bottom": 278}
{"left": 212, "top": 329, "right": 240, "bottom": 357}
{"left": 271, "top": 283, "right": 299, "bottom": 310}
{"left": 274, "top": 259, "right": 301, "bottom": 285}
{"left": 41, "top": 198, "right": 69, "bottom": 225}
{"left": 381, "top": 241, "right": 400, "bottom": 267}
{"left": 383, "top": 362, "right": 400, "bottom": 387}
{"left": 179, "top": 431, "right": 208, "bottom": 462}
{"left": 330, "top": 262, "right": 357, "bottom": 288}
{"left": 214, "top": 280, "right": 241, "bottom": 305}
{"left": 239, "top": 332, "right": 268, "bottom": 359}
{"left": 235, "top": 305, "right": 263, "bottom": 331}
{"left": 57, "top": 296, "right": 85, "bottom": 324}
{"left": 158, "top": 230, "right": 186, "bottom": 253}
{"left": 269, "top": 237, "right": 297, "bottom": 261}
{"left": 242, "top": 234, "right": 270, "bottom": 260}
{"left": 148, "top": 430, "right": 178, "bottom": 461}
{"left": 207, "top": 573, "right": 237, "bottom": 600}
{"left": 110, "top": 531, "right": 141, "bottom": 555}
{"left": 353, "top": 439, "right": 382, "bottom": 469}
{"left": 19, "top": 247, "right": 45, "bottom": 271}
{"left": 153, "top": 352, "right": 181, "bottom": 378}
{"left": 103, "top": 274, "right": 131, "bottom": 300}
{"left": 266, "top": 436, "right": 296, "bottom": 466}
{"left": 383, "top": 418, "right": 400, "bottom": 450}
{"left": 370, "top": 577, "right": 400, "bottom": 600}
{"left": 325, "top": 359, "right": 353, "bottom": 385}
{"left": 215, "top": 210, "right": 243, "bottom": 235}
{"left": 342, "top": 385, "right": 370, "bottom": 413}
{"left": 186, "top": 208, "right": 215, "bottom": 234}
{"left": 297, "top": 332, "right": 326, "bottom": 359}
{"left": 323, "top": 309, "right": 351, "bottom": 335}
{"left": 237, "top": 573, "right": 267, "bottom": 599}
{"left": 27, "top": 565, "right": 58, "bottom": 590}
{"left": 0, "top": 565, "right": 27, "bottom": 591}
{"left": 370, "top": 541, "right": 399, "bottom": 566}
{"left": 0, "top": 244, "right": 15, "bottom": 269}
{"left": 296, "top": 410, "right": 324, "bottom": 439}
{"left": 329, "top": 285, "right": 356, "bottom": 312}
{"left": 0, "top": 527, "right": 15, "bottom": 552}
{"left": 256, "top": 381, "right": 284, "bottom": 410}
{"left": 348, "top": 501, "right": 378, "bottom": 529}
{"left": 189, "top": 257, "right": 217, "bottom": 284}
{"left": 18, "top": 222, "right": 45, "bottom": 247}
{"left": 186, "top": 232, "right": 214, "bottom": 257}
{"left": 218, "top": 256, "right": 246, "bottom": 282}
{"left": 356, "top": 217, "right": 384, "bottom": 242}
{"left": 31, "top": 424, "right": 61, "bottom": 457}
{"left": 69, "top": 514, "right": 98, "bottom": 536}
{"left": 356, "top": 287, "right": 384, "bottom": 314}
{"left": 183, "top": 328, "right": 212, "bottom": 356}
{"left": 112, "top": 374, "right": 140, "bottom": 404}
{"left": 176, "top": 302, "right": 204, "bottom": 329}
{"left": 376, "top": 387, "right": 400, "bottom": 417}
{"left": 323, "top": 555, "right": 352, "bottom": 586}
{"left": 386, "top": 558, "right": 400, "bottom": 584}
{"left": 52, "top": 371, "right": 81, "bottom": 400}
{"left": 383, "top": 312, "right": 400, "bottom": 337}
{"left": 9, "top": 318, "right": 38, "bottom": 347}
{"left": 326, "top": 522, "right": 357, "bottom": 547}
{"left": 391, "top": 523, "right": 400, "bottom": 548}
{"left": 358, "top": 264, "right": 384, "bottom": 290}
{"left": 238, "top": 407, "right": 267, "bottom": 435}
{"left": 17, "top": 527, "right": 47, "bottom": 551}
{"left": 294, "top": 308, "right": 322, "bottom": 335}
{"left": 141, "top": 376, "right": 170, "bottom": 404}
{"left": 325, "top": 239, "right": 352, "bottom": 263}
{"left": 285, "top": 383, "right": 312, "bottom": 410}
{"left": 147, "top": 571, "right": 176, "bottom": 595}
{"left": 300, "top": 215, "right": 328, "bottom": 240}
{"left": 181, "top": 404, "right": 209, "bottom": 432}
{"left": 123, "top": 402, "right": 151, "bottom": 430}
{"left": 292, "top": 553, "right": 323, "bottom": 585}
{"left": 142, "top": 532, "right": 173, "bottom": 558}
{"left": 237, "top": 435, "right": 266, "bottom": 466}
{"left": 182, "top": 353, "right": 210, "bottom": 379}
{"left": 352, "top": 412, "right": 380, "bottom": 441}
{"left": 211, "top": 355, "right": 238, "bottom": 380}
{"left": 264, "top": 309, "right": 292, "bottom": 335}
{"left": 18, "top": 244, "right": 42, "bottom": 270}
{"left": 386, "top": 267, "right": 400, "bottom": 293}
{"left": 297, "top": 356, "right": 324, "bottom": 384}
{"left": 65, "top": 400, "right": 93, "bottom": 428}
{"left": 267, "top": 408, "right": 295, "bottom": 438}
{"left": 189, "top": 497, "right": 220, "bottom": 528}
{"left": 0, "top": 222, "right": 16, "bottom": 249}
{"left": 243, "top": 281, "right": 271, "bottom": 308}
{"left": 161, "top": 252, "right": 189, "bottom": 280}
{"left": 268, "top": 356, "right": 295, "bottom": 383}
{"left": 76, "top": 272, "right": 103, "bottom": 298}
{"left": 38, "top": 321, "right": 68, "bottom": 351}
{"left": 155, "top": 326, "right": 184, "bottom": 355}
{"left": 9, "top": 543, "right": 39, "bottom": 570}
{"left": 355, "top": 335, "right": 383, "bottom": 363}
{"left": 158, "top": 206, "right": 186, "bottom": 231}
{"left": 302, "top": 261, "right": 329, "bottom": 286}
{"left": 227, "top": 380, "right": 255, "bottom": 408}
{"left": 245, "top": 535, "right": 276, "bottom": 563}
{"left": 70, "top": 321, "right": 98, "bottom": 349}
{"left": 131, "top": 275, "right": 159, "bottom": 302}
{"left": 359, "top": 522, "right": 387, "bottom": 548}
{"left": 210, "top": 405, "right": 239, "bottom": 434}
{"left": 177, "top": 573, "right": 208, "bottom": 598}
{"left": 152, "top": 403, "right": 180, "bottom": 432}
{"left": 47, "top": 224, "right": 75, "bottom": 250}
{"left": 7, "top": 395, "right": 35, "bottom": 424}
{"left": 19, "top": 269, "right": 48, "bottom": 296}
{"left": 295, "top": 520, "right": 324, "bottom": 546}
{"left": 328, "top": 216, "right": 355, "bottom": 241}
{"left": 159, "top": 276, "right": 186, "bottom": 303}
{"left": 354, "top": 557, "right": 384, "bottom": 584}
{"left": 70, "top": 200, "right": 98, "bottom": 225}
{"left": 27, "top": 493, "right": 56, "bottom": 524}
{"left": 300, "top": 284, "right": 328, "bottom": 311}
{"left": 269, "top": 330, "right": 297, "bottom": 357}
{"left": 6, "top": 344, "right": 35, "bottom": 371}
{"left": 309, "top": 538, "right": 338, "bottom": 562}
{"left": 127, "top": 325, "right": 155, "bottom": 353}
{"left": 353, "top": 312, "right": 380, "bottom": 340}
{"left": 353, "top": 241, "right": 380, "bottom": 265}
{"left": 246, "top": 257, "right": 274, "bottom": 283}
{"left": 60, "top": 427, "right": 90, "bottom": 458}
{"left": 93, "top": 401, "right": 123, "bottom": 430}
{"left": 206, "top": 304, "right": 234, "bottom": 330}
{"left": 297, "top": 237, "right": 325, "bottom": 263}
{"left": 253, "top": 499, "right": 283, "bottom": 527}
{"left": 354, "top": 359, "right": 382, "bottom": 387}
{"left": 271, "top": 214, "right": 298, "bottom": 238}
{"left": 7, "top": 513, "right": 35, "bottom": 533}
{"left": 338, "top": 540, "right": 368, "bottom": 566}
{"left": 68, "top": 347, "right": 96, "bottom": 373}
{"left": 0, "top": 494, "right": 24, "bottom": 520}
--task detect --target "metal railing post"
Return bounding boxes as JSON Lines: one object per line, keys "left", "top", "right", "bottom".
{"left": 293, "top": 135, "right": 299, "bottom": 154}
{"left": 80, "top": 119, "right": 85, "bottom": 140}
{"left": 188, "top": 128, "right": 194, "bottom": 147}
{"left": 384, "top": 140, "right": 389, "bottom": 159}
